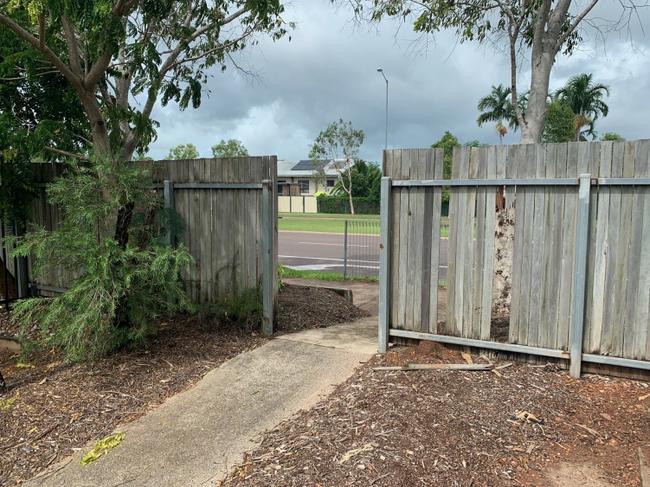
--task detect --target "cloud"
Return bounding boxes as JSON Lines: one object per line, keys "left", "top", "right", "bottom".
{"left": 147, "top": 0, "right": 650, "bottom": 161}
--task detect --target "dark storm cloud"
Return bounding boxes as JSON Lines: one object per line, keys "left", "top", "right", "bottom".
{"left": 148, "top": 0, "right": 650, "bottom": 161}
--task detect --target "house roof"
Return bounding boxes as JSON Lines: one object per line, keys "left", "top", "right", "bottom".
{"left": 277, "top": 159, "right": 352, "bottom": 177}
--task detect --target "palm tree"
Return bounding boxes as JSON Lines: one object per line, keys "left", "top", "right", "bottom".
{"left": 556, "top": 74, "right": 610, "bottom": 141}
{"left": 477, "top": 84, "right": 517, "bottom": 143}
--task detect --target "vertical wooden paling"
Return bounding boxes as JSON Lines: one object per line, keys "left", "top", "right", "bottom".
{"left": 428, "top": 149, "right": 444, "bottom": 334}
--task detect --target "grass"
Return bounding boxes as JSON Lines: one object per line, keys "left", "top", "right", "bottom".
{"left": 278, "top": 212, "right": 449, "bottom": 237}
{"left": 280, "top": 267, "right": 379, "bottom": 282}
{"left": 278, "top": 213, "right": 379, "bottom": 234}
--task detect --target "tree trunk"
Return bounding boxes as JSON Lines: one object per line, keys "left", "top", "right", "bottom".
{"left": 348, "top": 190, "right": 355, "bottom": 215}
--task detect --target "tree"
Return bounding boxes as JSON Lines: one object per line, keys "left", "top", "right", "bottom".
{"left": 211, "top": 139, "right": 249, "bottom": 158}
{"left": 432, "top": 131, "right": 460, "bottom": 205}
{"left": 601, "top": 132, "right": 625, "bottom": 142}
{"left": 556, "top": 73, "right": 610, "bottom": 141}
{"left": 432, "top": 131, "right": 459, "bottom": 181}
{"left": 542, "top": 100, "right": 575, "bottom": 143}
{"left": 0, "top": 0, "right": 288, "bottom": 243}
{"left": 10, "top": 158, "right": 193, "bottom": 361}
{"left": 309, "top": 119, "right": 365, "bottom": 214}
{"left": 351, "top": 1, "right": 634, "bottom": 143}
{"left": 0, "top": 9, "right": 88, "bottom": 222}
{"left": 167, "top": 144, "right": 199, "bottom": 160}
{"left": 332, "top": 160, "right": 382, "bottom": 203}
{"left": 477, "top": 85, "right": 515, "bottom": 143}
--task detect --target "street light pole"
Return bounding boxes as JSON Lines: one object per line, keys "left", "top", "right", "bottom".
{"left": 377, "top": 68, "right": 388, "bottom": 150}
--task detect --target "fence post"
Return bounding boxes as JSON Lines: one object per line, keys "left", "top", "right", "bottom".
{"left": 163, "top": 180, "right": 176, "bottom": 247}
{"left": 343, "top": 220, "right": 349, "bottom": 279}
{"left": 570, "top": 173, "right": 591, "bottom": 378}
{"left": 13, "top": 220, "right": 29, "bottom": 298}
{"left": 261, "top": 179, "right": 275, "bottom": 337}
{"left": 378, "top": 177, "right": 392, "bottom": 353}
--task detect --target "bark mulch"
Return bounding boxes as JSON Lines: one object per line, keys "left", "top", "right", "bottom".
{"left": 0, "top": 284, "right": 367, "bottom": 485}
{"left": 276, "top": 284, "right": 369, "bottom": 332}
{"left": 223, "top": 342, "right": 650, "bottom": 487}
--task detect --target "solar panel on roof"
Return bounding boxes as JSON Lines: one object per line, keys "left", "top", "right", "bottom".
{"left": 291, "top": 160, "right": 327, "bottom": 171}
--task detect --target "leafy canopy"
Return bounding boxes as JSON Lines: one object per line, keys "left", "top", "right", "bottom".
{"left": 167, "top": 144, "right": 199, "bottom": 160}
{"left": 309, "top": 119, "right": 365, "bottom": 162}
{"left": 0, "top": 1, "right": 289, "bottom": 161}
{"left": 542, "top": 100, "right": 575, "bottom": 143}
{"left": 9, "top": 158, "right": 193, "bottom": 361}
{"left": 555, "top": 73, "right": 610, "bottom": 140}
{"left": 331, "top": 160, "right": 381, "bottom": 202}
{"left": 211, "top": 139, "right": 249, "bottom": 158}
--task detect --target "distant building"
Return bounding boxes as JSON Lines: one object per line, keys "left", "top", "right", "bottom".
{"left": 277, "top": 159, "right": 353, "bottom": 196}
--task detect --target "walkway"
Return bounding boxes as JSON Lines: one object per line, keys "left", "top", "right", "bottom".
{"left": 26, "top": 318, "right": 376, "bottom": 487}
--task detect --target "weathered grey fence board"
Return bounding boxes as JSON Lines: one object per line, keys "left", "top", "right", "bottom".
{"left": 10, "top": 157, "right": 277, "bottom": 307}
{"left": 383, "top": 140, "right": 650, "bottom": 373}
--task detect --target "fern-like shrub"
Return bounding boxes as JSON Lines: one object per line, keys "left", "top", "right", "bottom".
{"left": 9, "top": 158, "right": 193, "bottom": 361}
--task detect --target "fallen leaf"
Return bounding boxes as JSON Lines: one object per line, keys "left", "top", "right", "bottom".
{"left": 81, "top": 432, "right": 125, "bottom": 465}
{"left": 639, "top": 393, "right": 650, "bottom": 401}
{"left": 461, "top": 352, "right": 473, "bottom": 365}
{"left": 15, "top": 363, "right": 35, "bottom": 369}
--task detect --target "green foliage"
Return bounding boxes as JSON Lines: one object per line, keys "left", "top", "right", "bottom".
{"left": 209, "top": 288, "right": 262, "bottom": 331}
{"left": 317, "top": 195, "right": 379, "bottom": 215}
{"left": 9, "top": 158, "right": 193, "bottom": 361}
{"left": 555, "top": 73, "right": 610, "bottom": 141}
{"left": 0, "top": 7, "right": 88, "bottom": 221}
{"left": 331, "top": 160, "right": 381, "bottom": 202}
{"left": 432, "top": 131, "right": 458, "bottom": 181}
{"left": 1, "top": 0, "right": 289, "bottom": 164}
{"left": 542, "top": 100, "right": 575, "bottom": 143}
{"left": 601, "top": 132, "right": 625, "bottom": 142}
{"left": 167, "top": 144, "right": 199, "bottom": 160}
{"left": 309, "top": 119, "right": 365, "bottom": 161}
{"left": 211, "top": 139, "right": 249, "bottom": 158}
{"left": 280, "top": 267, "right": 378, "bottom": 282}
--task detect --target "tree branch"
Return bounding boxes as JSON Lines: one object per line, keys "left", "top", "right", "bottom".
{"left": 0, "top": 13, "right": 81, "bottom": 87}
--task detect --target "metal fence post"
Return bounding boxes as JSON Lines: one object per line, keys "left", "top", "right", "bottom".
{"left": 570, "top": 173, "right": 591, "bottom": 378}
{"left": 343, "top": 220, "right": 349, "bottom": 279}
{"left": 378, "top": 177, "right": 392, "bottom": 353}
{"left": 261, "top": 179, "right": 274, "bottom": 337}
{"left": 163, "top": 180, "right": 176, "bottom": 247}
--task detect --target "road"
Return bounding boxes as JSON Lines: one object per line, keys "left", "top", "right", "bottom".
{"left": 279, "top": 231, "right": 449, "bottom": 278}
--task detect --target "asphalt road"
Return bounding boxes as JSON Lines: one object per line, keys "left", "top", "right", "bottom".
{"left": 279, "top": 231, "right": 449, "bottom": 278}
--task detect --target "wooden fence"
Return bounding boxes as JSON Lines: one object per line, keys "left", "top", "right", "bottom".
{"left": 0, "top": 156, "right": 278, "bottom": 333}
{"left": 378, "top": 141, "right": 650, "bottom": 377}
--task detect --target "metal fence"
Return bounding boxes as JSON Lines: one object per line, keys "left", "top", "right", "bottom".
{"left": 342, "top": 219, "right": 380, "bottom": 278}
{"left": 379, "top": 142, "right": 650, "bottom": 378}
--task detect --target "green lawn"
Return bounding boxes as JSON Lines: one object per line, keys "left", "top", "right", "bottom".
{"left": 278, "top": 212, "right": 449, "bottom": 237}
{"left": 278, "top": 213, "right": 379, "bottom": 234}
{"left": 280, "top": 267, "right": 379, "bottom": 282}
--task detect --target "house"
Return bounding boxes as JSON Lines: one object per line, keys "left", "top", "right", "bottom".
{"left": 276, "top": 159, "right": 354, "bottom": 213}
{"left": 277, "top": 159, "right": 353, "bottom": 196}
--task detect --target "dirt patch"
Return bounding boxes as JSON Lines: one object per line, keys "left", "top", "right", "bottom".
{"left": 224, "top": 344, "right": 650, "bottom": 487}
{"left": 283, "top": 278, "right": 379, "bottom": 315}
{"left": 0, "top": 314, "right": 266, "bottom": 486}
{"left": 276, "top": 284, "right": 370, "bottom": 332}
{"left": 0, "top": 284, "right": 367, "bottom": 485}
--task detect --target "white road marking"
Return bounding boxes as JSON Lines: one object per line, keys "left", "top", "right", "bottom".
{"left": 279, "top": 255, "right": 448, "bottom": 269}
{"left": 297, "top": 241, "right": 369, "bottom": 248}
{"left": 279, "top": 255, "right": 378, "bottom": 264}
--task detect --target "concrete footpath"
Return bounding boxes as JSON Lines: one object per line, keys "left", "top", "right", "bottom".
{"left": 27, "top": 319, "right": 377, "bottom": 487}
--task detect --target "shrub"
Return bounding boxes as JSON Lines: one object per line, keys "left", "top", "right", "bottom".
{"left": 8, "top": 157, "right": 193, "bottom": 361}
{"left": 317, "top": 195, "right": 379, "bottom": 214}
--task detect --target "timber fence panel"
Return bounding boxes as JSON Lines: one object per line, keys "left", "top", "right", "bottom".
{"left": 382, "top": 140, "right": 650, "bottom": 375}
{"left": 19, "top": 157, "right": 277, "bottom": 311}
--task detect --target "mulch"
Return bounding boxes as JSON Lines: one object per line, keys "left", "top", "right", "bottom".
{"left": 0, "top": 284, "right": 367, "bottom": 485}
{"left": 223, "top": 342, "right": 650, "bottom": 487}
{"left": 276, "top": 284, "right": 369, "bottom": 332}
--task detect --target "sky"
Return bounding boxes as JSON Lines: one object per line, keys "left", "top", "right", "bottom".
{"left": 148, "top": 1, "right": 650, "bottom": 163}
